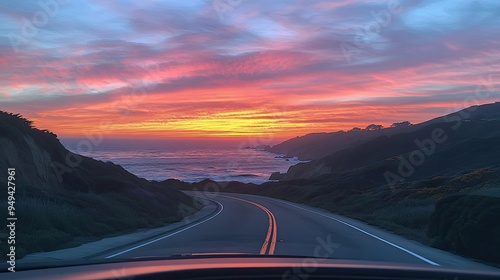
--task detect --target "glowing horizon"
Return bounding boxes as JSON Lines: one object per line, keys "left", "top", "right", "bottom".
{"left": 1, "top": 0, "right": 499, "bottom": 140}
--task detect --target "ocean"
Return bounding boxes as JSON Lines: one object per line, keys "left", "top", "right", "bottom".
{"left": 61, "top": 138, "right": 302, "bottom": 184}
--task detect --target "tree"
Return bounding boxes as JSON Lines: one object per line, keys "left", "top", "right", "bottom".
{"left": 366, "top": 124, "right": 383, "bottom": 131}
{"left": 349, "top": 127, "right": 362, "bottom": 132}
{"left": 390, "top": 121, "right": 412, "bottom": 128}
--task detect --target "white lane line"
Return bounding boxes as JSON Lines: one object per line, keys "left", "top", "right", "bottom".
{"left": 105, "top": 200, "right": 224, "bottom": 259}
{"left": 274, "top": 199, "right": 440, "bottom": 266}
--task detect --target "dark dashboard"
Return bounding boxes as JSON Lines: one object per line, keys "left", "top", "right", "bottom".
{"left": 5, "top": 257, "right": 500, "bottom": 280}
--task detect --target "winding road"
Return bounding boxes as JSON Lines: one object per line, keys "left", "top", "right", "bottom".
{"left": 100, "top": 192, "right": 496, "bottom": 271}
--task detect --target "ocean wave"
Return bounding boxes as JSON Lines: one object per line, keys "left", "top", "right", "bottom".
{"left": 234, "top": 174, "right": 260, "bottom": 177}
{"left": 76, "top": 147, "right": 299, "bottom": 184}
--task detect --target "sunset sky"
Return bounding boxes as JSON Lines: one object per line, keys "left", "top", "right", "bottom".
{"left": 1, "top": 0, "right": 499, "bottom": 141}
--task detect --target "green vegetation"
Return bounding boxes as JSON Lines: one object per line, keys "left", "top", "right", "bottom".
{"left": 2, "top": 104, "right": 500, "bottom": 265}
{"left": 250, "top": 104, "right": 500, "bottom": 266}
{"left": 0, "top": 111, "right": 199, "bottom": 259}
{"left": 192, "top": 167, "right": 500, "bottom": 266}
{"left": 0, "top": 185, "right": 200, "bottom": 259}
{"left": 428, "top": 195, "right": 500, "bottom": 264}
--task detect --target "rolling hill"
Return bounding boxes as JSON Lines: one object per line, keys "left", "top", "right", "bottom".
{"left": 0, "top": 111, "right": 199, "bottom": 258}
{"left": 200, "top": 102, "right": 500, "bottom": 265}
{"left": 267, "top": 102, "right": 500, "bottom": 161}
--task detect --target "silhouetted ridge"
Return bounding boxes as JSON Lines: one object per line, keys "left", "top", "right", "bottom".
{"left": 0, "top": 110, "right": 198, "bottom": 258}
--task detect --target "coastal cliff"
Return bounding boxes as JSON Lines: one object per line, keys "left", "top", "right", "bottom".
{"left": 0, "top": 111, "right": 198, "bottom": 258}
{"left": 279, "top": 103, "right": 500, "bottom": 181}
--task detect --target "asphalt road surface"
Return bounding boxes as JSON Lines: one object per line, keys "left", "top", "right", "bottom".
{"left": 99, "top": 192, "right": 497, "bottom": 271}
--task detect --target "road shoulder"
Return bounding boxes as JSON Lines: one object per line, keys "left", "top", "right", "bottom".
{"left": 19, "top": 200, "right": 218, "bottom": 264}
{"left": 226, "top": 192, "right": 500, "bottom": 272}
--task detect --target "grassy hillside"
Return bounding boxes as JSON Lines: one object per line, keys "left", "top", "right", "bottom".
{"left": 0, "top": 111, "right": 199, "bottom": 258}
{"left": 268, "top": 102, "right": 500, "bottom": 161}
{"left": 267, "top": 128, "right": 401, "bottom": 160}
{"left": 282, "top": 120, "right": 500, "bottom": 180}
{"left": 428, "top": 195, "right": 500, "bottom": 264}
{"left": 184, "top": 168, "right": 500, "bottom": 266}
{"left": 179, "top": 103, "right": 500, "bottom": 266}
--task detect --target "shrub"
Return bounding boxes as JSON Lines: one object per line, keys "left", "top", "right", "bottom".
{"left": 428, "top": 195, "right": 500, "bottom": 263}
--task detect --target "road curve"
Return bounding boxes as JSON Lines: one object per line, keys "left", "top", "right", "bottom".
{"left": 220, "top": 195, "right": 277, "bottom": 255}
{"left": 101, "top": 192, "right": 498, "bottom": 271}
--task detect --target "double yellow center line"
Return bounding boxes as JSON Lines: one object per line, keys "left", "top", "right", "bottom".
{"left": 222, "top": 196, "right": 277, "bottom": 255}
